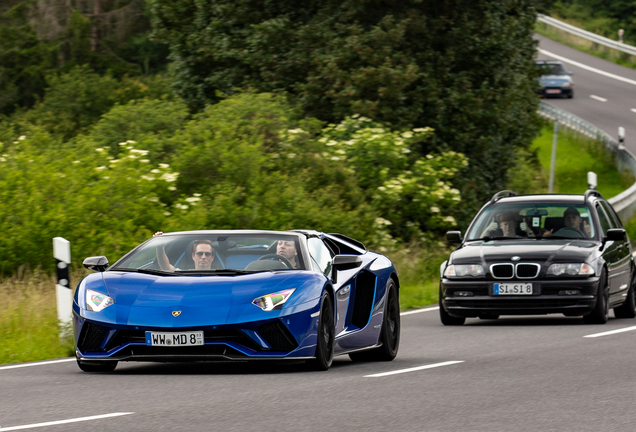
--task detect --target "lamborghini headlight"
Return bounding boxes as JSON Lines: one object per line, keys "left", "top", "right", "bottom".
{"left": 252, "top": 289, "right": 296, "bottom": 311}
{"left": 444, "top": 264, "right": 485, "bottom": 278}
{"left": 547, "top": 263, "right": 595, "bottom": 276}
{"left": 86, "top": 289, "right": 115, "bottom": 312}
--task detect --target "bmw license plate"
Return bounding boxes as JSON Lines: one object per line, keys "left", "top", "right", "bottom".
{"left": 494, "top": 283, "right": 532, "bottom": 295}
{"left": 546, "top": 89, "right": 562, "bottom": 94}
{"left": 146, "top": 331, "right": 204, "bottom": 346}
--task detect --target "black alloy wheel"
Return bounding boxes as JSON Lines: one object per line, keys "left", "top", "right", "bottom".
{"left": 76, "top": 358, "right": 118, "bottom": 373}
{"left": 584, "top": 269, "right": 609, "bottom": 324}
{"left": 613, "top": 274, "right": 636, "bottom": 319}
{"left": 307, "top": 291, "right": 334, "bottom": 371}
{"left": 439, "top": 285, "right": 466, "bottom": 326}
{"left": 349, "top": 278, "right": 400, "bottom": 362}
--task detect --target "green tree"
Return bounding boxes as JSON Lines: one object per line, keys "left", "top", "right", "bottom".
{"left": 149, "top": 0, "right": 544, "bottom": 225}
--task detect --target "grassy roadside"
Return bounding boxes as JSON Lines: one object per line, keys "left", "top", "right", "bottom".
{"left": 531, "top": 123, "right": 635, "bottom": 197}
{"left": 535, "top": 22, "right": 636, "bottom": 71}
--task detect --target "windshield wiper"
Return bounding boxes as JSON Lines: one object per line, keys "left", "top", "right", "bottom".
{"left": 471, "top": 236, "right": 522, "bottom": 242}
{"left": 173, "top": 269, "right": 262, "bottom": 276}
{"left": 133, "top": 268, "right": 179, "bottom": 276}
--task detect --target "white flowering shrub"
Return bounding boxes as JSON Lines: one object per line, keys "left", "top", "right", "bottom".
{"left": 319, "top": 116, "right": 468, "bottom": 239}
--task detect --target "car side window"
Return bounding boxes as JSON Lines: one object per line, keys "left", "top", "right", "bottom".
{"left": 307, "top": 238, "right": 334, "bottom": 277}
{"left": 595, "top": 204, "right": 613, "bottom": 235}
{"left": 600, "top": 200, "right": 622, "bottom": 228}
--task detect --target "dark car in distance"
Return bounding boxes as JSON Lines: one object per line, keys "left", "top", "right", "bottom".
{"left": 440, "top": 190, "right": 635, "bottom": 325}
{"left": 536, "top": 60, "right": 574, "bottom": 98}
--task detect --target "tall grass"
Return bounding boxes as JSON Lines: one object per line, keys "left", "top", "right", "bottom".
{"left": 0, "top": 267, "right": 83, "bottom": 365}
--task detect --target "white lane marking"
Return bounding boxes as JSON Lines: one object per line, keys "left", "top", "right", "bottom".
{"left": 590, "top": 95, "right": 608, "bottom": 102}
{"left": 0, "top": 413, "right": 134, "bottom": 431}
{"left": 401, "top": 306, "right": 439, "bottom": 316}
{"left": 0, "top": 358, "right": 74, "bottom": 371}
{"left": 364, "top": 360, "right": 464, "bottom": 378}
{"left": 584, "top": 326, "right": 636, "bottom": 338}
{"left": 538, "top": 48, "right": 636, "bottom": 86}
{"left": 631, "top": 108, "right": 636, "bottom": 113}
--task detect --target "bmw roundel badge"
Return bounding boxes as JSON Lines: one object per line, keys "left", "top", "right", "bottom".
{"left": 172, "top": 311, "right": 182, "bottom": 317}
{"left": 511, "top": 256, "right": 521, "bottom": 261}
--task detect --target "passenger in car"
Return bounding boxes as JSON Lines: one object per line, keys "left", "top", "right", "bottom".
{"left": 482, "top": 210, "right": 526, "bottom": 238}
{"left": 153, "top": 232, "right": 216, "bottom": 270}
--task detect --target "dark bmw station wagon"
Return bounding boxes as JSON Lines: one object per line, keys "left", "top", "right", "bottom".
{"left": 440, "top": 190, "right": 635, "bottom": 325}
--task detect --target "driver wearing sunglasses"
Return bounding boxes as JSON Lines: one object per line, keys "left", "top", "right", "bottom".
{"left": 153, "top": 232, "right": 216, "bottom": 271}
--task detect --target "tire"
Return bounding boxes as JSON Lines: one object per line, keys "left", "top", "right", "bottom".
{"left": 583, "top": 269, "right": 609, "bottom": 324}
{"left": 613, "top": 276, "right": 636, "bottom": 319}
{"left": 439, "top": 285, "right": 465, "bottom": 326}
{"left": 76, "top": 358, "right": 118, "bottom": 372}
{"left": 349, "top": 279, "right": 400, "bottom": 362}
{"left": 306, "top": 291, "right": 335, "bottom": 371}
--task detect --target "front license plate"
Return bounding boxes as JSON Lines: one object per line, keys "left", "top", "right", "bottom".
{"left": 146, "top": 331, "right": 204, "bottom": 346}
{"left": 494, "top": 283, "right": 533, "bottom": 295}
{"left": 546, "top": 89, "right": 562, "bottom": 94}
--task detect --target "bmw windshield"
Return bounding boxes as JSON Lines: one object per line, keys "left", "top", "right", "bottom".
{"left": 466, "top": 204, "right": 596, "bottom": 241}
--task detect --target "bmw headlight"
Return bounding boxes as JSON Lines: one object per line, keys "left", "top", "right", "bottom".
{"left": 252, "top": 289, "right": 296, "bottom": 311}
{"left": 86, "top": 289, "right": 115, "bottom": 312}
{"left": 547, "top": 263, "right": 595, "bottom": 276}
{"left": 444, "top": 264, "right": 485, "bottom": 278}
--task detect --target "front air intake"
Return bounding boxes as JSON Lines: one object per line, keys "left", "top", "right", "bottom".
{"left": 77, "top": 322, "right": 108, "bottom": 352}
{"left": 258, "top": 321, "right": 298, "bottom": 352}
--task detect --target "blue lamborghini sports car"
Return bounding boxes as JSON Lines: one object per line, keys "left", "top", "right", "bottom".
{"left": 74, "top": 230, "right": 400, "bottom": 372}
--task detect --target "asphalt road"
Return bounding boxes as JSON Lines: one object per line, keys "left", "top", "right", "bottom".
{"left": 3, "top": 308, "right": 636, "bottom": 431}
{"left": 3, "top": 36, "right": 636, "bottom": 432}
{"left": 536, "top": 34, "right": 636, "bottom": 154}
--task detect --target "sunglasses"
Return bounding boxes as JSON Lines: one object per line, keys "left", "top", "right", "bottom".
{"left": 195, "top": 252, "right": 213, "bottom": 257}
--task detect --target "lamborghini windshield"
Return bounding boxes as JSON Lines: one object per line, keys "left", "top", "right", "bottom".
{"left": 111, "top": 233, "right": 305, "bottom": 273}
{"left": 466, "top": 203, "right": 596, "bottom": 241}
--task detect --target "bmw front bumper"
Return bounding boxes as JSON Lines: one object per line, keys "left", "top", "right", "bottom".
{"left": 441, "top": 276, "right": 600, "bottom": 318}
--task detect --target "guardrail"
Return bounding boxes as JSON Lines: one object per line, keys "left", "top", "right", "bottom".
{"left": 537, "top": 101, "right": 636, "bottom": 220}
{"left": 537, "top": 14, "right": 636, "bottom": 61}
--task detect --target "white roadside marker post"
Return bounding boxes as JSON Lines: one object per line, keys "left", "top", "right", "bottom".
{"left": 53, "top": 237, "right": 72, "bottom": 338}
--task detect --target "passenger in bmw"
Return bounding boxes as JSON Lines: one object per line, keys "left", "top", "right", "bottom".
{"left": 481, "top": 210, "right": 526, "bottom": 238}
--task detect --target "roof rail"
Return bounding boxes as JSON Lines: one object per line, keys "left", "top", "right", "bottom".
{"left": 584, "top": 189, "right": 602, "bottom": 204}
{"left": 489, "top": 190, "right": 517, "bottom": 204}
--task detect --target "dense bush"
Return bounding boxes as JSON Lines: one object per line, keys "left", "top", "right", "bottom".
{"left": 0, "top": 128, "right": 175, "bottom": 274}
{"left": 91, "top": 97, "right": 189, "bottom": 159}
{"left": 0, "top": 91, "right": 467, "bottom": 272}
